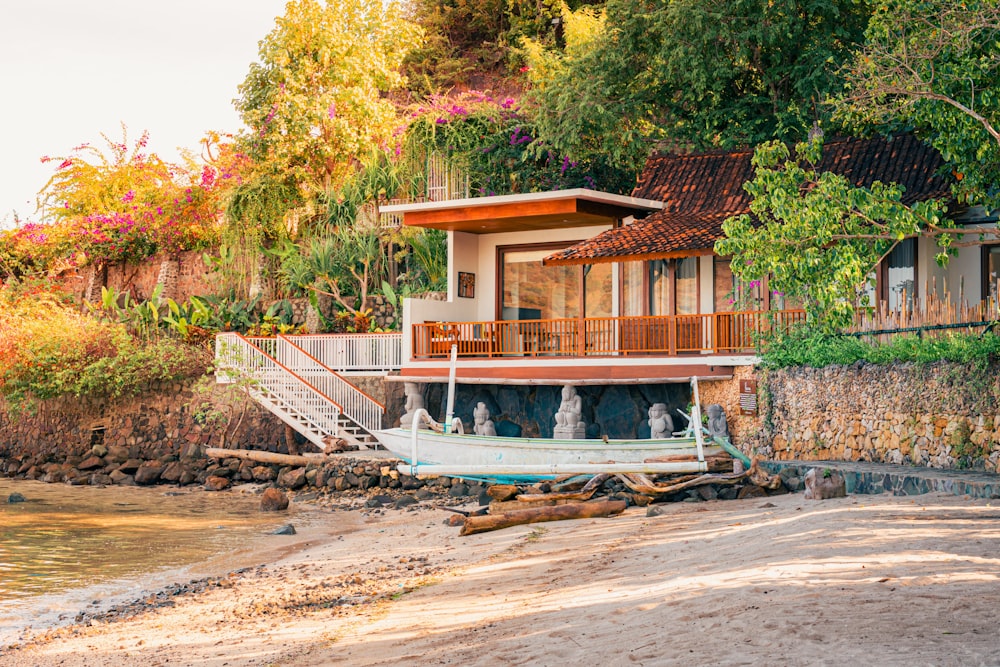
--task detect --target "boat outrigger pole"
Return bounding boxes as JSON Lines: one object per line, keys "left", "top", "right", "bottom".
{"left": 444, "top": 343, "right": 457, "bottom": 434}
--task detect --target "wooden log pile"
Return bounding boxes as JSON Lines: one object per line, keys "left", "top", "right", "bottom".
{"left": 451, "top": 456, "right": 786, "bottom": 535}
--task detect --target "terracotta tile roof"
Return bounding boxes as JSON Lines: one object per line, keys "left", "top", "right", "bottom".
{"left": 546, "top": 134, "right": 952, "bottom": 265}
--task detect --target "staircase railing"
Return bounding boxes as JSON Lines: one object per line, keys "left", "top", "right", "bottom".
{"left": 287, "top": 333, "right": 402, "bottom": 371}
{"left": 215, "top": 333, "right": 343, "bottom": 448}
{"left": 275, "top": 335, "right": 385, "bottom": 434}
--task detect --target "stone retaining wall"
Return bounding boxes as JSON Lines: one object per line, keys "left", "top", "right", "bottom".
{"left": 0, "top": 377, "right": 288, "bottom": 477}
{"left": 748, "top": 361, "right": 1000, "bottom": 473}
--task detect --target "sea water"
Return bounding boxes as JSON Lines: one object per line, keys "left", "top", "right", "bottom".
{"left": 0, "top": 478, "right": 300, "bottom": 644}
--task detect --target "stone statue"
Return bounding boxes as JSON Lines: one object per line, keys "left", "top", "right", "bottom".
{"left": 706, "top": 404, "right": 730, "bottom": 440}
{"left": 400, "top": 382, "right": 425, "bottom": 429}
{"left": 473, "top": 402, "right": 497, "bottom": 437}
{"left": 553, "top": 384, "right": 586, "bottom": 439}
{"left": 647, "top": 403, "right": 674, "bottom": 439}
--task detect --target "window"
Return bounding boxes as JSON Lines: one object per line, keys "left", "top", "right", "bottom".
{"left": 883, "top": 238, "right": 916, "bottom": 311}
{"left": 584, "top": 263, "right": 613, "bottom": 318}
{"left": 500, "top": 245, "right": 580, "bottom": 320}
{"left": 649, "top": 259, "right": 671, "bottom": 315}
{"left": 622, "top": 261, "right": 645, "bottom": 316}
{"left": 675, "top": 257, "right": 699, "bottom": 314}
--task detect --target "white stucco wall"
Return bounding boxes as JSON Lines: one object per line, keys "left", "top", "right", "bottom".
{"left": 918, "top": 230, "right": 998, "bottom": 307}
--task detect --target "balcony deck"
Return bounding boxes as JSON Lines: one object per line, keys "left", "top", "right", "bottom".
{"left": 401, "top": 310, "right": 806, "bottom": 384}
{"left": 412, "top": 310, "right": 806, "bottom": 360}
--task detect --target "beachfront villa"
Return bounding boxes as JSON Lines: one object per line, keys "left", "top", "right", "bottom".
{"left": 219, "top": 133, "right": 999, "bottom": 449}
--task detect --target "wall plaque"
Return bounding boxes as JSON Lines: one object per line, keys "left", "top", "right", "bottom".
{"left": 739, "top": 379, "right": 758, "bottom": 416}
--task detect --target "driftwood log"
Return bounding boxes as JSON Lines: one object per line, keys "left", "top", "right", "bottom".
{"left": 205, "top": 448, "right": 328, "bottom": 468}
{"left": 619, "top": 470, "right": 748, "bottom": 496}
{"left": 642, "top": 454, "right": 734, "bottom": 473}
{"left": 515, "top": 473, "right": 611, "bottom": 503}
{"left": 618, "top": 460, "right": 783, "bottom": 496}
{"left": 460, "top": 499, "right": 627, "bottom": 536}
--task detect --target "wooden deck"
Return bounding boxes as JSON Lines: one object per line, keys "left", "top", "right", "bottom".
{"left": 412, "top": 310, "right": 807, "bottom": 359}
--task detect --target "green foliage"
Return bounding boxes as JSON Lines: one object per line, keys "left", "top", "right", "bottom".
{"left": 224, "top": 175, "right": 303, "bottom": 245}
{"left": 836, "top": 0, "right": 1000, "bottom": 210}
{"left": 0, "top": 285, "right": 208, "bottom": 414}
{"left": 403, "top": 92, "right": 635, "bottom": 195}
{"left": 523, "top": 0, "right": 872, "bottom": 169}
{"left": 715, "top": 138, "right": 951, "bottom": 331}
{"left": 761, "top": 327, "right": 1000, "bottom": 369}
{"left": 404, "top": 228, "right": 448, "bottom": 292}
{"left": 402, "top": 0, "right": 575, "bottom": 95}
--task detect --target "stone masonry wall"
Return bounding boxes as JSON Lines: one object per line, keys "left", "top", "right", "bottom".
{"left": 77, "top": 250, "right": 214, "bottom": 304}
{"left": 749, "top": 361, "right": 1000, "bottom": 473}
{"left": 698, "top": 366, "right": 757, "bottom": 444}
{"left": 0, "top": 377, "right": 288, "bottom": 468}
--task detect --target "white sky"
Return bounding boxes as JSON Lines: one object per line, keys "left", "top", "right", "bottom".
{"left": 0, "top": 1, "right": 289, "bottom": 228}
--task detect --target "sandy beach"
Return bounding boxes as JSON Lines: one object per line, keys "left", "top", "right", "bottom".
{"left": 3, "top": 490, "right": 999, "bottom": 666}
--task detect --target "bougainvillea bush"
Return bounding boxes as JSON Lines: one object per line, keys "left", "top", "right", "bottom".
{"left": 0, "top": 130, "right": 247, "bottom": 281}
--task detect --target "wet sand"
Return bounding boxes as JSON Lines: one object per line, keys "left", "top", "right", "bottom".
{"left": 3, "top": 491, "right": 999, "bottom": 666}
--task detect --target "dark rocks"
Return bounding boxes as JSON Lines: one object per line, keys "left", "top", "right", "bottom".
{"left": 260, "top": 488, "right": 289, "bottom": 512}
{"left": 804, "top": 468, "right": 847, "bottom": 500}
{"left": 737, "top": 484, "right": 768, "bottom": 499}
{"left": 365, "top": 494, "right": 395, "bottom": 508}
{"left": 249, "top": 465, "right": 274, "bottom": 482}
{"left": 7, "top": 492, "right": 26, "bottom": 503}
{"left": 394, "top": 494, "right": 419, "bottom": 509}
{"left": 271, "top": 524, "right": 296, "bottom": 535}
{"left": 134, "top": 462, "right": 164, "bottom": 485}
{"left": 495, "top": 420, "right": 523, "bottom": 438}
{"left": 77, "top": 456, "right": 105, "bottom": 471}
{"left": 279, "top": 467, "right": 308, "bottom": 490}
{"left": 448, "top": 483, "right": 470, "bottom": 497}
{"left": 119, "top": 459, "right": 143, "bottom": 474}
{"left": 108, "top": 469, "right": 134, "bottom": 485}
{"left": 203, "top": 476, "right": 231, "bottom": 491}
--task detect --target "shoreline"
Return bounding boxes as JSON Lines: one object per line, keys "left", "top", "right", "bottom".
{"left": 3, "top": 490, "right": 1000, "bottom": 665}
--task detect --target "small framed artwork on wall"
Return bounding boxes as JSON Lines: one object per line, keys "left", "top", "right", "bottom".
{"left": 458, "top": 272, "right": 475, "bottom": 298}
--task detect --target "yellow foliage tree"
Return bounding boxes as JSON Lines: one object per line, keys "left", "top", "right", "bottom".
{"left": 235, "top": 0, "right": 423, "bottom": 198}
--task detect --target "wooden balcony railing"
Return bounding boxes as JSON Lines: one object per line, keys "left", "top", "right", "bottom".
{"left": 412, "top": 310, "right": 807, "bottom": 359}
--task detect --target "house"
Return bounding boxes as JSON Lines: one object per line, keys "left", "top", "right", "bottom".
{"left": 219, "top": 134, "right": 996, "bottom": 449}
{"left": 378, "top": 134, "right": 996, "bottom": 440}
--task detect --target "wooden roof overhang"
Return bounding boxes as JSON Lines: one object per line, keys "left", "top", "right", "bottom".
{"left": 380, "top": 189, "right": 663, "bottom": 234}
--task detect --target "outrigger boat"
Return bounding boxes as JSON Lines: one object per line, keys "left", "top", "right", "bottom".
{"left": 374, "top": 351, "right": 731, "bottom": 482}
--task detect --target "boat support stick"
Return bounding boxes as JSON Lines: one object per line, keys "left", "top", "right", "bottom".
{"left": 445, "top": 344, "right": 457, "bottom": 434}
{"left": 410, "top": 407, "right": 429, "bottom": 477}
{"left": 691, "top": 376, "right": 705, "bottom": 463}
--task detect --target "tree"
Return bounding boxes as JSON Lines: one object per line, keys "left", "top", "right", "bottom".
{"left": 715, "top": 139, "right": 951, "bottom": 330}
{"left": 524, "top": 0, "right": 872, "bottom": 171}
{"left": 235, "top": 0, "right": 423, "bottom": 197}
{"left": 836, "top": 0, "right": 1000, "bottom": 209}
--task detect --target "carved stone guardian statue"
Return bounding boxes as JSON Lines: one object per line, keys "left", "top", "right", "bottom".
{"left": 647, "top": 403, "right": 674, "bottom": 439}
{"left": 706, "top": 404, "right": 730, "bottom": 440}
{"left": 553, "top": 385, "right": 586, "bottom": 439}
{"left": 473, "top": 402, "right": 497, "bottom": 436}
{"left": 400, "top": 382, "right": 425, "bottom": 429}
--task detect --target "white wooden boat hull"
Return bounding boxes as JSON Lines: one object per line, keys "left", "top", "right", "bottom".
{"left": 373, "top": 427, "right": 723, "bottom": 482}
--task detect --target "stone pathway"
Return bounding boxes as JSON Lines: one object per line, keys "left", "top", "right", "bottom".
{"left": 762, "top": 459, "right": 1000, "bottom": 499}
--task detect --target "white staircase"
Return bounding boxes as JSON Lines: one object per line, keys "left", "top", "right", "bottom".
{"left": 215, "top": 333, "right": 385, "bottom": 451}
